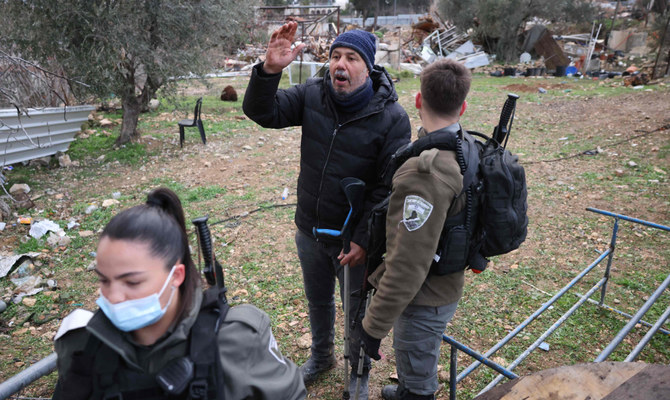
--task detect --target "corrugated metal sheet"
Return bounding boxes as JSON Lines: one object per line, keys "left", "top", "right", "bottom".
{"left": 0, "top": 105, "right": 95, "bottom": 166}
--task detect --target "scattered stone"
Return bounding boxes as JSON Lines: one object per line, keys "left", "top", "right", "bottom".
{"left": 79, "top": 230, "right": 94, "bottom": 238}
{"left": 627, "top": 161, "right": 637, "bottom": 167}
{"left": 148, "top": 99, "right": 160, "bottom": 112}
{"left": 22, "top": 297, "right": 36, "bottom": 307}
{"left": 204, "top": 161, "right": 212, "bottom": 168}
{"left": 29, "top": 156, "right": 51, "bottom": 168}
{"left": 538, "top": 87, "right": 547, "bottom": 94}
{"left": 46, "top": 232, "right": 71, "bottom": 248}
{"left": 85, "top": 204, "right": 98, "bottom": 214}
{"left": 46, "top": 279, "right": 57, "bottom": 288}
{"left": 58, "top": 154, "right": 73, "bottom": 168}
{"left": 9, "top": 183, "right": 30, "bottom": 195}
{"left": 242, "top": 145, "right": 253, "bottom": 151}
{"left": 112, "top": 192, "right": 122, "bottom": 199}
{"left": 12, "top": 328, "right": 28, "bottom": 337}
{"left": 653, "top": 167, "right": 666, "bottom": 175}
{"left": 613, "top": 298, "right": 621, "bottom": 304}
{"left": 13, "top": 192, "right": 35, "bottom": 210}
{"left": 99, "top": 118, "right": 114, "bottom": 127}
{"left": 86, "top": 261, "right": 97, "bottom": 271}
{"left": 102, "top": 199, "right": 120, "bottom": 208}
{"left": 614, "top": 169, "right": 625, "bottom": 177}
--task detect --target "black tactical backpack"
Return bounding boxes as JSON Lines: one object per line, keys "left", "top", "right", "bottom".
{"left": 367, "top": 118, "right": 527, "bottom": 276}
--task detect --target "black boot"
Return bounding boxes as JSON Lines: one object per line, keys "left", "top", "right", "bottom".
{"left": 299, "top": 354, "right": 336, "bottom": 385}
{"left": 381, "top": 384, "right": 434, "bottom": 400}
{"left": 381, "top": 385, "right": 400, "bottom": 400}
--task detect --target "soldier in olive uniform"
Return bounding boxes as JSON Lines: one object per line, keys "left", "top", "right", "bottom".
{"left": 52, "top": 188, "right": 305, "bottom": 400}
{"left": 352, "top": 60, "right": 472, "bottom": 400}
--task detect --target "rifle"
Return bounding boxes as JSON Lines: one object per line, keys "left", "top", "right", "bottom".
{"left": 492, "top": 93, "right": 519, "bottom": 149}
{"left": 192, "top": 216, "right": 226, "bottom": 295}
{"left": 312, "top": 177, "right": 366, "bottom": 400}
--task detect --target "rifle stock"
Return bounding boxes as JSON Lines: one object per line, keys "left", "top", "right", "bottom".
{"left": 493, "top": 93, "right": 519, "bottom": 147}
{"left": 192, "top": 216, "right": 224, "bottom": 289}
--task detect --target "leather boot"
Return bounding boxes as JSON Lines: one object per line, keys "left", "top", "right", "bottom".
{"left": 299, "top": 354, "right": 336, "bottom": 385}
{"left": 348, "top": 367, "right": 369, "bottom": 400}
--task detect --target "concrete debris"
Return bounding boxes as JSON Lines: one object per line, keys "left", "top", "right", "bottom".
{"left": 0, "top": 252, "right": 41, "bottom": 279}
{"left": 9, "top": 183, "right": 30, "bottom": 195}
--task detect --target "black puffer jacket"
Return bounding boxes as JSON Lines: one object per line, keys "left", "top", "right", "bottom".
{"left": 243, "top": 63, "right": 411, "bottom": 248}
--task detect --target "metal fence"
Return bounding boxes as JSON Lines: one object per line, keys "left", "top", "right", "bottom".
{"left": 443, "top": 208, "right": 669, "bottom": 399}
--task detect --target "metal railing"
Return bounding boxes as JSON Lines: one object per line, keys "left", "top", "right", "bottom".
{"left": 443, "top": 208, "right": 669, "bottom": 399}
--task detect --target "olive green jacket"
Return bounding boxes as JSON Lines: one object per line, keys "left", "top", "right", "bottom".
{"left": 54, "top": 289, "right": 306, "bottom": 399}
{"left": 363, "top": 127, "right": 466, "bottom": 340}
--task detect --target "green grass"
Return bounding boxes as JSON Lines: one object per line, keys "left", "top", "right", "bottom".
{"left": 68, "top": 133, "right": 150, "bottom": 165}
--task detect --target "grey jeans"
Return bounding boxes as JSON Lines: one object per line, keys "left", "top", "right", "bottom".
{"left": 295, "top": 230, "right": 370, "bottom": 368}
{"left": 393, "top": 302, "right": 458, "bottom": 395}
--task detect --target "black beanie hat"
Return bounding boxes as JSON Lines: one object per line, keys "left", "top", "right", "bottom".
{"left": 329, "top": 30, "right": 377, "bottom": 72}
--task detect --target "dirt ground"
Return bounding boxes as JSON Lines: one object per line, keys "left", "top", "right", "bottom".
{"left": 1, "top": 75, "right": 668, "bottom": 399}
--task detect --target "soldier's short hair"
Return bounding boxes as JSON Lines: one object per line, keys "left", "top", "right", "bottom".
{"left": 420, "top": 59, "right": 471, "bottom": 117}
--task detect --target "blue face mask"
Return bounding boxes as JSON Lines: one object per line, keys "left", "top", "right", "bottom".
{"left": 96, "top": 266, "right": 177, "bottom": 332}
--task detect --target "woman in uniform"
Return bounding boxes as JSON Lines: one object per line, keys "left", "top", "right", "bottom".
{"left": 52, "top": 187, "right": 305, "bottom": 400}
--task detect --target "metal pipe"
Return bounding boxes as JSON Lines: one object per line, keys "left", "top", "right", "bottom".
{"left": 443, "top": 336, "right": 518, "bottom": 380}
{"left": 595, "top": 273, "right": 670, "bottom": 362}
{"left": 449, "top": 345, "right": 457, "bottom": 400}
{"left": 457, "top": 248, "right": 611, "bottom": 382}
{"left": 625, "top": 304, "right": 670, "bottom": 362}
{"left": 599, "top": 218, "right": 618, "bottom": 306}
{"left": 586, "top": 208, "right": 670, "bottom": 231}
{"left": 0, "top": 352, "right": 57, "bottom": 399}
{"left": 573, "top": 292, "right": 670, "bottom": 335}
{"left": 479, "top": 277, "right": 607, "bottom": 395}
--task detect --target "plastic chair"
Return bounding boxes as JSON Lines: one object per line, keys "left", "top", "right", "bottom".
{"left": 178, "top": 97, "right": 206, "bottom": 147}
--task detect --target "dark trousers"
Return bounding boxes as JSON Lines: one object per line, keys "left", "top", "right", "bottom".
{"left": 295, "top": 230, "right": 370, "bottom": 369}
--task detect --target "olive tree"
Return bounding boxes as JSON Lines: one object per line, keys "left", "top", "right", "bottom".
{"left": 439, "top": 0, "right": 594, "bottom": 62}
{"left": 2, "top": 0, "right": 254, "bottom": 145}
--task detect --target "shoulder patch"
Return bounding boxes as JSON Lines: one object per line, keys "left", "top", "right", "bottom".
{"left": 268, "top": 332, "right": 287, "bottom": 365}
{"left": 402, "top": 195, "right": 433, "bottom": 231}
{"left": 54, "top": 309, "right": 93, "bottom": 341}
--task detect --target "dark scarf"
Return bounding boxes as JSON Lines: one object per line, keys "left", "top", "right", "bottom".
{"left": 326, "top": 76, "right": 374, "bottom": 114}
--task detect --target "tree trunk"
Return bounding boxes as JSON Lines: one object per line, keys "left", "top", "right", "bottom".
{"left": 117, "top": 95, "right": 141, "bottom": 145}
{"left": 116, "top": 72, "right": 157, "bottom": 146}
{"left": 373, "top": 0, "right": 379, "bottom": 32}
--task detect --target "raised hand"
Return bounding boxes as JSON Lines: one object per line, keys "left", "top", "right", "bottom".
{"left": 263, "top": 21, "right": 306, "bottom": 74}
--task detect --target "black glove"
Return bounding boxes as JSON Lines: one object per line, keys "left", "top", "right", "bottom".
{"left": 351, "top": 321, "right": 381, "bottom": 361}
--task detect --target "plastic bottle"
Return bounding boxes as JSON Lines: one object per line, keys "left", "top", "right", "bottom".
{"left": 281, "top": 187, "right": 289, "bottom": 200}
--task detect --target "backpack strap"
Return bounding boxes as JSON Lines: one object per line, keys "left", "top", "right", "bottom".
{"left": 188, "top": 287, "right": 230, "bottom": 400}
